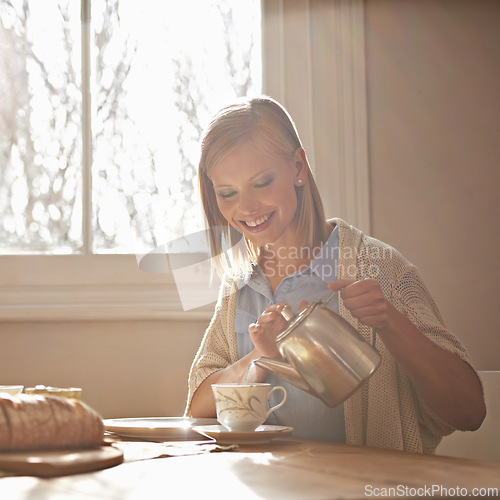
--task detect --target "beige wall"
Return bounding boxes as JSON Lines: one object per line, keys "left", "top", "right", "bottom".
{"left": 365, "top": 0, "right": 500, "bottom": 370}
{"left": 1, "top": 0, "right": 498, "bottom": 421}
{"left": 2, "top": 319, "right": 205, "bottom": 419}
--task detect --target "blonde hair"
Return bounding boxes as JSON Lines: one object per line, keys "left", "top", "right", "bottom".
{"left": 198, "top": 96, "right": 328, "bottom": 278}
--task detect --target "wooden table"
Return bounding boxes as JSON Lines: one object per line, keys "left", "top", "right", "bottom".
{"left": 1, "top": 438, "right": 499, "bottom": 499}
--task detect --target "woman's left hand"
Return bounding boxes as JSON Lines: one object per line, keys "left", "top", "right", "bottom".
{"left": 328, "top": 279, "right": 390, "bottom": 329}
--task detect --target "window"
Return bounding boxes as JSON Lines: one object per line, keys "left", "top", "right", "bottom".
{"left": 0, "top": 0, "right": 369, "bottom": 321}
{"left": 0, "top": 0, "right": 261, "bottom": 255}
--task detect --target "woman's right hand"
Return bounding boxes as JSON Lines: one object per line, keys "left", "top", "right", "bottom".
{"left": 248, "top": 303, "right": 290, "bottom": 358}
{"left": 191, "top": 304, "right": 291, "bottom": 417}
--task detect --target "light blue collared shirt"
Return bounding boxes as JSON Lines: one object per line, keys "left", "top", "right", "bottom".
{"left": 235, "top": 225, "right": 346, "bottom": 442}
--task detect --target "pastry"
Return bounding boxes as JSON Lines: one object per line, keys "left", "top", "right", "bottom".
{"left": 0, "top": 393, "right": 104, "bottom": 452}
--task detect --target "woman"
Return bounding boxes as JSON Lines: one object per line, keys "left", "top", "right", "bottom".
{"left": 184, "top": 96, "right": 485, "bottom": 453}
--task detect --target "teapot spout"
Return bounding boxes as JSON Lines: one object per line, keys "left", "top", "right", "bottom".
{"left": 254, "top": 357, "right": 317, "bottom": 396}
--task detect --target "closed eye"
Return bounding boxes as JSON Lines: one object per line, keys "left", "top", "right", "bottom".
{"left": 216, "top": 176, "right": 273, "bottom": 198}
{"left": 218, "top": 191, "right": 237, "bottom": 199}
{"left": 255, "top": 177, "right": 273, "bottom": 188}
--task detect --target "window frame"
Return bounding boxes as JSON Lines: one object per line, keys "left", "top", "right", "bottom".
{"left": 0, "top": 0, "right": 369, "bottom": 322}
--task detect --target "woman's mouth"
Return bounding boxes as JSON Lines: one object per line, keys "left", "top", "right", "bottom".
{"left": 241, "top": 212, "right": 274, "bottom": 232}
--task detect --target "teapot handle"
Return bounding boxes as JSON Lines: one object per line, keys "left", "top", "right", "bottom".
{"left": 281, "top": 289, "right": 338, "bottom": 322}
{"left": 323, "top": 289, "right": 338, "bottom": 305}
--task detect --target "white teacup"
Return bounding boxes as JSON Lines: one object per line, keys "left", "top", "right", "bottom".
{"left": 212, "top": 382, "right": 287, "bottom": 432}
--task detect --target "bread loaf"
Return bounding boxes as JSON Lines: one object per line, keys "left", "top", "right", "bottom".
{"left": 0, "top": 393, "right": 104, "bottom": 452}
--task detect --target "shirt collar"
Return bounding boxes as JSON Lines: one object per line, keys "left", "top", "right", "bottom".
{"left": 238, "top": 224, "right": 339, "bottom": 291}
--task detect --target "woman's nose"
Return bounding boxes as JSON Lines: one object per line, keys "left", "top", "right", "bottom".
{"left": 238, "top": 190, "right": 260, "bottom": 214}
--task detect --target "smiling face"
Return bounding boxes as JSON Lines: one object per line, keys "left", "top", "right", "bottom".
{"left": 211, "top": 141, "right": 305, "bottom": 250}
{"left": 198, "top": 97, "right": 328, "bottom": 277}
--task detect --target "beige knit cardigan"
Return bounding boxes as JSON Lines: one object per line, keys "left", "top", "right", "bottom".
{"left": 185, "top": 218, "right": 477, "bottom": 453}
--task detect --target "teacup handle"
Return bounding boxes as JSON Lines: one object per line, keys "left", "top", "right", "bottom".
{"left": 266, "top": 386, "right": 287, "bottom": 416}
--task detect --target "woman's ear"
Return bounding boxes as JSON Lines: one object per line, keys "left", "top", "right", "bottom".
{"left": 293, "top": 147, "right": 308, "bottom": 186}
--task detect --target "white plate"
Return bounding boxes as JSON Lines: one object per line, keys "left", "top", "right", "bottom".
{"left": 103, "top": 417, "right": 218, "bottom": 440}
{"left": 192, "top": 425, "right": 294, "bottom": 445}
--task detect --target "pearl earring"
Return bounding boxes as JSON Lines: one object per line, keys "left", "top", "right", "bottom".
{"left": 297, "top": 179, "right": 303, "bottom": 185}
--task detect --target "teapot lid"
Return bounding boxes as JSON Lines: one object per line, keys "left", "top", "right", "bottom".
{"left": 276, "top": 298, "right": 322, "bottom": 342}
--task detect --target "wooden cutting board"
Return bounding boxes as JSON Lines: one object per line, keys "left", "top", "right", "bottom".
{"left": 0, "top": 445, "right": 123, "bottom": 477}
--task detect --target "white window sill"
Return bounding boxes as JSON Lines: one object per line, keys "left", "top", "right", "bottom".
{"left": 0, "top": 255, "right": 214, "bottom": 322}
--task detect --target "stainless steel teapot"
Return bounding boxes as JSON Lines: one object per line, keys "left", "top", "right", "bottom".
{"left": 253, "top": 291, "right": 381, "bottom": 407}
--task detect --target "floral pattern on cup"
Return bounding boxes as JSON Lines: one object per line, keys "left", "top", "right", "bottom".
{"left": 215, "top": 390, "right": 265, "bottom": 420}
{"left": 212, "top": 383, "right": 287, "bottom": 432}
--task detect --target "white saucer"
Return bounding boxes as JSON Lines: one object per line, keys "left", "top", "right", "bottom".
{"left": 103, "top": 417, "right": 218, "bottom": 440}
{"left": 192, "top": 424, "right": 294, "bottom": 445}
